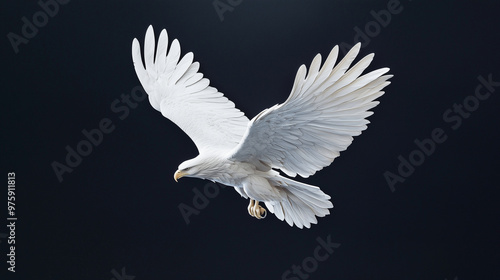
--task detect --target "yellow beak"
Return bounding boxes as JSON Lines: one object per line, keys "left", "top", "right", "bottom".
{"left": 174, "top": 170, "right": 187, "bottom": 182}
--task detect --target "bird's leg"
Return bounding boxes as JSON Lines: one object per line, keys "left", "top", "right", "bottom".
{"left": 249, "top": 200, "right": 267, "bottom": 219}
{"left": 256, "top": 201, "right": 267, "bottom": 219}
{"left": 247, "top": 199, "right": 255, "bottom": 217}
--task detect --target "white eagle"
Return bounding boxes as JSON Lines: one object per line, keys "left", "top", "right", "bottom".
{"left": 132, "top": 26, "right": 391, "bottom": 228}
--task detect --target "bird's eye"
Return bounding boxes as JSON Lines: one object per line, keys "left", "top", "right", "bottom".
{"left": 184, "top": 167, "right": 191, "bottom": 171}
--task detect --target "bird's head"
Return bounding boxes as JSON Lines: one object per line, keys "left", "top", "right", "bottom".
{"left": 174, "top": 159, "right": 199, "bottom": 182}
{"left": 174, "top": 155, "right": 217, "bottom": 182}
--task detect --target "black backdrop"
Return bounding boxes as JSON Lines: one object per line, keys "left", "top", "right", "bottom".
{"left": 2, "top": 0, "right": 500, "bottom": 279}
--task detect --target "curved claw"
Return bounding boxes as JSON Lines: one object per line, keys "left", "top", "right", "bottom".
{"left": 247, "top": 199, "right": 267, "bottom": 219}
{"left": 258, "top": 206, "right": 267, "bottom": 219}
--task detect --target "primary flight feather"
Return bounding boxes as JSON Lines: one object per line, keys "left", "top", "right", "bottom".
{"left": 132, "top": 26, "right": 392, "bottom": 228}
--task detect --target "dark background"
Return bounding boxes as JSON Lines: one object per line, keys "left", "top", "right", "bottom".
{"left": 2, "top": 0, "right": 499, "bottom": 279}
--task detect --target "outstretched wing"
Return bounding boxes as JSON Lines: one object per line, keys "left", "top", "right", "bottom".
{"left": 230, "top": 43, "right": 392, "bottom": 177}
{"left": 132, "top": 26, "right": 249, "bottom": 154}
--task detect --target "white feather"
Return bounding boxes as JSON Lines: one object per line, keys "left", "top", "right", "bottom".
{"left": 230, "top": 42, "right": 391, "bottom": 178}
{"left": 132, "top": 27, "right": 392, "bottom": 229}
{"left": 131, "top": 26, "right": 249, "bottom": 154}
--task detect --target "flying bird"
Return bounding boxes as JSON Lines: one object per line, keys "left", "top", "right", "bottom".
{"left": 132, "top": 26, "right": 391, "bottom": 228}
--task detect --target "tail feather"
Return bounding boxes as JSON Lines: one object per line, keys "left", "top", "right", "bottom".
{"left": 265, "top": 176, "right": 333, "bottom": 229}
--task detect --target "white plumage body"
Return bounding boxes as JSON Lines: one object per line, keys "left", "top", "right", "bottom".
{"left": 131, "top": 26, "right": 392, "bottom": 228}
